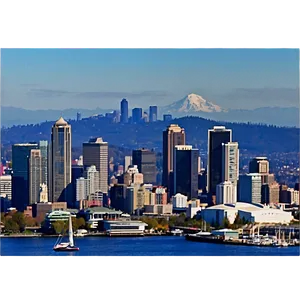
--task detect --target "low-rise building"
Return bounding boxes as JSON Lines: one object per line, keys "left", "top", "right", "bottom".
{"left": 144, "top": 204, "right": 173, "bottom": 215}
{"left": 78, "top": 207, "right": 123, "bottom": 229}
{"left": 201, "top": 202, "right": 294, "bottom": 226}
{"left": 186, "top": 201, "right": 207, "bottom": 218}
{"left": 32, "top": 202, "right": 68, "bottom": 221}
{"left": 44, "top": 210, "right": 76, "bottom": 229}
{"left": 101, "top": 220, "right": 147, "bottom": 236}
{"left": 211, "top": 229, "right": 239, "bottom": 240}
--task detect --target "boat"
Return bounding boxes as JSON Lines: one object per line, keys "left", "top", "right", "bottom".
{"left": 53, "top": 215, "right": 79, "bottom": 252}
{"left": 171, "top": 229, "right": 183, "bottom": 236}
{"left": 74, "top": 229, "right": 88, "bottom": 237}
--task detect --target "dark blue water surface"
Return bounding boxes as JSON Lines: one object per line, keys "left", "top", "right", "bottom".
{"left": 1, "top": 236, "right": 299, "bottom": 256}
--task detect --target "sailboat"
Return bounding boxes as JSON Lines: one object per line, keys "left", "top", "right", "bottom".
{"left": 53, "top": 214, "right": 79, "bottom": 252}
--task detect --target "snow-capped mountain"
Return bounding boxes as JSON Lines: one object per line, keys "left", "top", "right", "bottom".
{"left": 162, "top": 93, "right": 227, "bottom": 114}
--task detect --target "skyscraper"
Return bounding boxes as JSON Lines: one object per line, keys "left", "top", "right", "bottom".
{"left": 84, "top": 165, "right": 100, "bottom": 197}
{"left": 132, "top": 108, "right": 143, "bottom": 123}
{"left": 12, "top": 143, "right": 38, "bottom": 211}
{"left": 124, "top": 156, "right": 132, "bottom": 171}
{"left": 221, "top": 142, "right": 239, "bottom": 203}
{"left": 173, "top": 145, "right": 198, "bottom": 199}
{"left": 83, "top": 137, "right": 108, "bottom": 194}
{"left": 120, "top": 98, "right": 128, "bottom": 123}
{"left": 77, "top": 112, "right": 82, "bottom": 121}
{"left": 238, "top": 173, "right": 262, "bottom": 204}
{"left": 49, "top": 117, "right": 72, "bottom": 202}
{"left": 39, "top": 140, "right": 48, "bottom": 186}
{"left": 132, "top": 149, "right": 156, "bottom": 184}
{"left": 29, "top": 149, "right": 42, "bottom": 205}
{"left": 207, "top": 126, "right": 232, "bottom": 195}
{"left": 249, "top": 157, "right": 270, "bottom": 184}
{"left": 149, "top": 106, "right": 158, "bottom": 122}
{"left": 162, "top": 124, "right": 186, "bottom": 193}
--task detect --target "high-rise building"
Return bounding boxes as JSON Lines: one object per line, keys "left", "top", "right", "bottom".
{"left": 124, "top": 156, "right": 132, "bottom": 171}
{"left": 207, "top": 126, "right": 232, "bottom": 195}
{"left": 162, "top": 124, "right": 186, "bottom": 193}
{"left": 222, "top": 142, "right": 239, "bottom": 186}
{"left": 39, "top": 140, "right": 48, "bottom": 186}
{"left": 12, "top": 143, "right": 39, "bottom": 211}
{"left": 84, "top": 165, "right": 100, "bottom": 197}
{"left": 110, "top": 184, "right": 127, "bottom": 212}
{"left": 71, "top": 165, "right": 84, "bottom": 207}
{"left": 249, "top": 157, "right": 270, "bottom": 184}
{"left": 76, "top": 177, "right": 89, "bottom": 202}
{"left": 132, "top": 108, "right": 143, "bottom": 123}
{"left": 279, "top": 184, "right": 289, "bottom": 203}
{"left": 132, "top": 149, "right": 156, "bottom": 184}
{"left": 149, "top": 106, "right": 158, "bottom": 122}
{"left": 163, "top": 114, "right": 172, "bottom": 122}
{"left": 216, "top": 181, "right": 236, "bottom": 205}
{"left": 120, "top": 99, "right": 129, "bottom": 123}
{"left": 49, "top": 117, "right": 72, "bottom": 203}
{"left": 238, "top": 173, "right": 262, "bottom": 204}
{"left": 83, "top": 137, "right": 108, "bottom": 194}
{"left": 173, "top": 145, "right": 198, "bottom": 199}
{"left": 77, "top": 112, "right": 82, "bottom": 121}
{"left": 29, "top": 149, "right": 42, "bottom": 205}
{"left": 0, "top": 175, "right": 12, "bottom": 200}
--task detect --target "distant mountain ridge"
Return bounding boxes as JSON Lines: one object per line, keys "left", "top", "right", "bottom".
{"left": 1, "top": 92, "right": 299, "bottom": 128}
{"left": 162, "top": 93, "right": 227, "bottom": 114}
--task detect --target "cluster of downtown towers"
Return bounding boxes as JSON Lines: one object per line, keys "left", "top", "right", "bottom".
{"left": 11, "top": 100, "right": 240, "bottom": 213}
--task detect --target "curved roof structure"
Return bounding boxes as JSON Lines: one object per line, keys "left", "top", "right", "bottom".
{"left": 55, "top": 116, "right": 68, "bottom": 126}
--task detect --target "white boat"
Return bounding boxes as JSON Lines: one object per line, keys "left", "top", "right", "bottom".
{"left": 171, "top": 229, "right": 183, "bottom": 236}
{"left": 74, "top": 229, "right": 88, "bottom": 237}
{"left": 195, "top": 231, "right": 212, "bottom": 236}
{"left": 53, "top": 215, "right": 79, "bottom": 252}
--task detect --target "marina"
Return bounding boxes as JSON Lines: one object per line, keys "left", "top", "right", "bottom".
{"left": 185, "top": 226, "right": 300, "bottom": 248}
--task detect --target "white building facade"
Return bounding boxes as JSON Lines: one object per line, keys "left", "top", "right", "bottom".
{"left": 76, "top": 177, "right": 89, "bottom": 201}
{"left": 0, "top": 175, "right": 12, "bottom": 200}
{"left": 201, "top": 202, "right": 293, "bottom": 225}
{"left": 172, "top": 193, "right": 188, "bottom": 208}
{"left": 216, "top": 181, "right": 237, "bottom": 205}
{"left": 85, "top": 165, "right": 100, "bottom": 196}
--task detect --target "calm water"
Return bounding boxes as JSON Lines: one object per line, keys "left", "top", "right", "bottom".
{"left": 1, "top": 236, "right": 299, "bottom": 256}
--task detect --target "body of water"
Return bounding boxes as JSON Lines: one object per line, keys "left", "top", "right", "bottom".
{"left": 1, "top": 236, "right": 299, "bottom": 256}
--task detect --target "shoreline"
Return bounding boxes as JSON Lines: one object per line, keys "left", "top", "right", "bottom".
{"left": 0, "top": 232, "right": 169, "bottom": 238}
{"left": 185, "top": 234, "right": 300, "bottom": 247}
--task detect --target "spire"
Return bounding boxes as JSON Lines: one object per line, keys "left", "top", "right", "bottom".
{"left": 55, "top": 116, "right": 68, "bottom": 126}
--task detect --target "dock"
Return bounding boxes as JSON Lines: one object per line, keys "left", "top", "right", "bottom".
{"left": 185, "top": 234, "right": 300, "bottom": 247}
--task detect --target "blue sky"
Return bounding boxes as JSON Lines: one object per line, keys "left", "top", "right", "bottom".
{"left": 1, "top": 48, "right": 299, "bottom": 110}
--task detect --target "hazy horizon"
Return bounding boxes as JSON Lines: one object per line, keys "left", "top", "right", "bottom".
{"left": 1, "top": 49, "right": 299, "bottom": 111}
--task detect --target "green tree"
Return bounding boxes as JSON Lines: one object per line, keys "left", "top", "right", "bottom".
{"left": 222, "top": 217, "right": 231, "bottom": 229}
{"left": 0, "top": 213, "right": 5, "bottom": 222}
{"left": 25, "top": 216, "right": 37, "bottom": 227}
{"left": 52, "top": 221, "right": 66, "bottom": 234}
{"left": 143, "top": 218, "right": 158, "bottom": 230}
{"left": 5, "top": 219, "right": 19, "bottom": 233}
{"left": 12, "top": 212, "right": 26, "bottom": 232}
{"left": 159, "top": 218, "right": 168, "bottom": 226}
{"left": 76, "top": 217, "right": 86, "bottom": 229}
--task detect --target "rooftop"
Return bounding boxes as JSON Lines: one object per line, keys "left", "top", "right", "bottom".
{"left": 87, "top": 137, "right": 108, "bottom": 144}
{"left": 83, "top": 207, "right": 123, "bottom": 214}
{"left": 55, "top": 117, "right": 68, "bottom": 126}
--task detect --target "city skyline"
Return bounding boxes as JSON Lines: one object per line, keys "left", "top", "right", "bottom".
{"left": 1, "top": 49, "right": 299, "bottom": 111}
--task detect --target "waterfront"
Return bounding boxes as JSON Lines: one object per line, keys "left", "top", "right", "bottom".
{"left": 1, "top": 236, "right": 299, "bottom": 256}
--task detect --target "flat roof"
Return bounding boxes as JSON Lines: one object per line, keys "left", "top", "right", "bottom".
{"left": 103, "top": 220, "right": 147, "bottom": 225}
{"left": 83, "top": 207, "right": 123, "bottom": 214}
